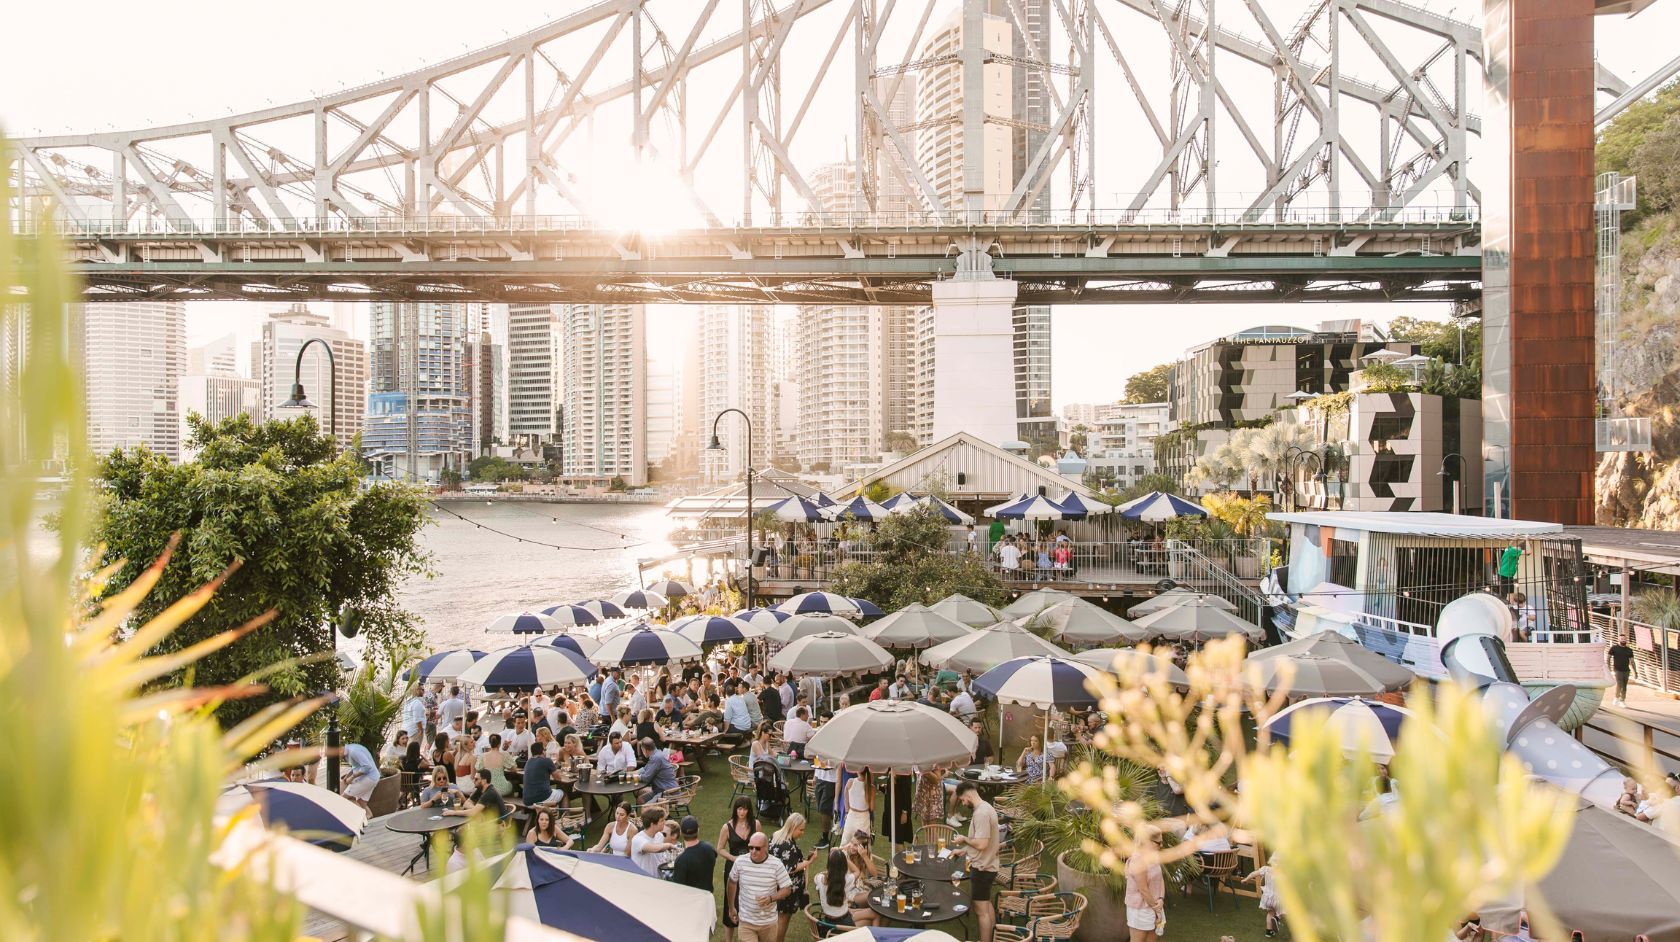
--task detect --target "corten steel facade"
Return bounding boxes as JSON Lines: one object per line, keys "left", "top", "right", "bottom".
{"left": 1481, "top": 0, "right": 1597, "bottom": 524}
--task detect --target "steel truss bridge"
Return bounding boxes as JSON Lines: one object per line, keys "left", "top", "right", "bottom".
{"left": 1, "top": 0, "right": 1650, "bottom": 305}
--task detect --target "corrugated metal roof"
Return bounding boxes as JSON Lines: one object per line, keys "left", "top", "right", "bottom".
{"left": 854, "top": 432, "right": 1095, "bottom": 500}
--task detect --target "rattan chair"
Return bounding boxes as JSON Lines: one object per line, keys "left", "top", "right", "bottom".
{"left": 997, "top": 838, "right": 1044, "bottom": 891}
{"left": 801, "top": 902, "right": 845, "bottom": 939}
{"left": 915, "top": 823, "right": 957, "bottom": 847}
{"left": 1195, "top": 849, "right": 1241, "bottom": 910}
{"left": 1027, "top": 892, "right": 1087, "bottom": 942}
{"left": 994, "top": 874, "right": 1059, "bottom": 924}
{"left": 728, "top": 753, "right": 754, "bottom": 800}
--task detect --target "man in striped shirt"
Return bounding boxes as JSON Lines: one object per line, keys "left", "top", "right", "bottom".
{"left": 726, "top": 832, "right": 793, "bottom": 942}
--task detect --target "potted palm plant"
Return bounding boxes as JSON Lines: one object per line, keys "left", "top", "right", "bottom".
{"left": 1000, "top": 750, "right": 1199, "bottom": 941}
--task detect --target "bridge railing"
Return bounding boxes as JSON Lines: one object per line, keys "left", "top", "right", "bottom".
{"left": 28, "top": 204, "right": 1480, "bottom": 238}
{"left": 1592, "top": 611, "right": 1680, "bottom": 695}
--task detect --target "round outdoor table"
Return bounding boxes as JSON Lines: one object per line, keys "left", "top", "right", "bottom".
{"left": 386, "top": 807, "right": 471, "bottom": 875}
{"left": 957, "top": 765, "right": 1025, "bottom": 798}
{"left": 573, "top": 776, "right": 640, "bottom": 817}
{"left": 773, "top": 756, "right": 815, "bottom": 814}
{"left": 867, "top": 879, "right": 972, "bottom": 928}
{"left": 890, "top": 844, "right": 972, "bottom": 883}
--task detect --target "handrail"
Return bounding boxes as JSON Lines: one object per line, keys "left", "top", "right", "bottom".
{"left": 1573, "top": 715, "right": 1680, "bottom": 771}
{"left": 1165, "top": 539, "right": 1268, "bottom": 626}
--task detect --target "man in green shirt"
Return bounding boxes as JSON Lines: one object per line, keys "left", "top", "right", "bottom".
{"left": 988, "top": 518, "right": 1006, "bottom": 555}
{"left": 1498, "top": 545, "right": 1522, "bottom": 594}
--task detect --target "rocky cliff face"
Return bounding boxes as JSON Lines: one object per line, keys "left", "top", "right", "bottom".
{"left": 1596, "top": 215, "right": 1680, "bottom": 528}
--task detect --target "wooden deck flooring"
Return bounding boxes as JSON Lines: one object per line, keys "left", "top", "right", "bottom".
{"left": 300, "top": 814, "right": 442, "bottom": 942}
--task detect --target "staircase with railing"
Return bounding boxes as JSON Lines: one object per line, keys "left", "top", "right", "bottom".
{"left": 1164, "top": 539, "right": 1271, "bottom": 628}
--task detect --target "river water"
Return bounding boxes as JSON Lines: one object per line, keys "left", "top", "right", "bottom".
{"left": 401, "top": 501, "right": 687, "bottom": 651}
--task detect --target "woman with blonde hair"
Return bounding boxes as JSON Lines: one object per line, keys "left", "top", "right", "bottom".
{"left": 1124, "top": 825, "right": 1167, "bottom": 942}
{"left": 768, "top": 813, "right": 815, "bottom": 942}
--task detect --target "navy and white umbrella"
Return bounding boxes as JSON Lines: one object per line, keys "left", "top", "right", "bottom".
{"left": 1116, "top": 491, "right": 1208, "bottom": 522}
{"left": 404, "top": 648, "right": 488, "bottom": 683}
{"left": 810, "top": 491, "right": 840, "bottom": 508}
{"left": 592, "top": 626, "right": 705, "bottom": 668}
{"left": 916, "top": 495, "right": 975, "bottom": 525}
{"left": 669, "top": 614, "right": 766, "bottom": 646}
{"left": 849, "top": 597, "right": 886, "bottom": 620}
{"left": 1055, "top": 490, "right": 1116, "bottom": 518}
{"left": 777, "top": 591, "right": 863, "bottom": 617}
{"left": 488, "top": 611, "right": 566, "bottom": 635}
{"left": 538, "top": 633, "right": 602, "bottom": 659}
{"left": 974, "top": 655, "right": 1105, "bottom": 711}
{"left": 219, "top": 780, "right": 368, "bottom": 850}
{"left": 577, "top": 598, "right": 629, "bottom": 620}
{"left": 824, "top": 495, "right": 891, "bottom": 522}
{"left": 611, "top": 588, "right": 669, "bottom": 611}
{"left": 767, "top": 613, "right": 859, "bottom": 645}
{"left": 765, "top": 495, "right": 828, "bottom": 522}
{"left": 734, "top": 607, "right": 793, "bottom": 630}
{"left": 879, "top": 492, "right": 922, "bottom": 511}
{"left": 985, "top": 493, "right": 1076, "bottom": 521}
{"left": 541, "top": 603, "right": 603, "bottom": 627}
{"left": 1263, "top": 696, "right": 1417, "bottom": 764}
{"left": 643, "top": 579, "right": 696, "bottom": 599}
{"left": 458, "top": 644, "right": 595, "bottom": 692}
{"left": 826, "top": 929, "right": 963, "bottom": 942}
{"left": 482, "top": 845, "right": 716, "bottom": 942}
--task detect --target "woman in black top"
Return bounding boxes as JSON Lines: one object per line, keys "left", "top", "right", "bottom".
{"left": 635, "top": 707, "right": 663, "bottom": 748}
{"left": 399, "top": 740, "right": 426, "bottom": 808}
{"left": 717, "top": 796, "right": 758, "bottom": 939}
{"left": 524, "top": 806, "right": 573, "bottom": 850}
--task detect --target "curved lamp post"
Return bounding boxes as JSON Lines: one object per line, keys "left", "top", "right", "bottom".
{"left": 707, "top": 408, "right": 754, "bottom": 610}
{"left": 1281, "top": 444, "right": 1320, "bottom": 512}
{"left": 1438, "top": 452, "right": 1466, "bottom": 515}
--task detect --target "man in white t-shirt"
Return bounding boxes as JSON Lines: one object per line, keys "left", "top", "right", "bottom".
{"left": 630, "top": 806, "right": 679, "bottom": 875}
{"left": 400, "top": 692, "right": 427, "bottom": 741}
{"left": 998, "top": 539, "right": 1022, "bottom": 571}
{"left": 727, "top": 832, "right": 793, "bottom": 942}
{"left": 949, "top": 688, "right": 978, "bottom": 721}
{"left": 595, "top": 731, "right": 638, "bottom": 774}
{"left": 501, "top": 714, "right": 536, "bottom": 758}
{"left": 438, "top": 687, "right": 467, "bottom": 730}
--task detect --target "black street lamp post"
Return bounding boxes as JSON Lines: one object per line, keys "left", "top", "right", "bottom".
{"left": 1438, "top": 452, "right": 1467, "bottom": 515}
{"left": 279, "top": 338, "right": 344, "bottom": 791}
{"left": 707, "top": 409, "right": 754, "bottom": 610}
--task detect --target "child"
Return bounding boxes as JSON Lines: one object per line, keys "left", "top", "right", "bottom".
{"left": 1243, "top": 862, "right": 1283, "bottom": 937}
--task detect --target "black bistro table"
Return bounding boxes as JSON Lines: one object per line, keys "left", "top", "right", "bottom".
{"left": 387, "top": 806, "right": 471, "bottom": 875}
{"left": 891, "top": 844, "right": 972, "bottom": 883}
{"left": 957, "top": 764, "right": 1026, "bottom": 798}
{"left": 867, "top": 879, "right": 972, "bottom": 929}
{"left": 772, "top": 755, "right": 814, "bottom": 813}
{"left": 572, "top": 775, "right": 641, "bottom": 817}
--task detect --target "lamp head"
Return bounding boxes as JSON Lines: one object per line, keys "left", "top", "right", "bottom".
{"left": 707, "top": 434, "right": 723, "bottom": 451}
{"left": 280, "top": 382, "right": 316, "bottom": 410}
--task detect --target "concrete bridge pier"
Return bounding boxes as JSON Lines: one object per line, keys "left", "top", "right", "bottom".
{"left": 930, "top": 239, "right": 1020, "bottom": 448}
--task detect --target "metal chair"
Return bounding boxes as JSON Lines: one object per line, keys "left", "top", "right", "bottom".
{"left": 995, "top": 874, "right": 1060, "bottom": 924}
{"left": 1026, "top": 892, "right": 1087, "bottom": 942}
{"left": 915, "top": 823, "right": 957, "bottom": 847}
{"left": 1196, "top": 849, "right": 1241, "bottom": 910}
{"left": 728, "top": 753, "right": 754, "bottom": 801}
{"left": 801, "top": 902, "right": 845, "bottom": 939}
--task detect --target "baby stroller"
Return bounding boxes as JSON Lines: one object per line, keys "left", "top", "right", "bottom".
{"left": 753, "top": 760, "right": 790, "bottom": 824}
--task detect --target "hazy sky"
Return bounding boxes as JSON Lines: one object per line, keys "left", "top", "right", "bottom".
{"left": 6, "top": 1, "right": 1676, "bottom": 407}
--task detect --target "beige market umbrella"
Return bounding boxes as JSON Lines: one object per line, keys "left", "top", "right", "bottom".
{"left": 1245, "top": 631, "right": 1415, "bottom": 698}
{"left": 1131, "top": 597, "right": 1262, "bottom": 643}
{"left": 1031, "top": 598, "right": 1149, "bottom": 648}
{"left": 859, "top": 603, "right": 973, "bottom": 649}
{"left": 1478, "top": 799, "right": 1680, "bottom": 942}
{"left": 1128, "top": 588, "right": 1237, "bottom": 617}
{"left": 919, "top": 622, "right": 1070, "bottom": 674}
{"left": 1001, "top": 587, "right": 1077, "bottom": 619}
{"left": 930, "top": 593, "right": 1005, "bottom": 628}
{"left": 767, "top": 613, "right": 859, "bottom": 645}
{"left": 767, "top": 631, "right": 893, "bottom": 678}
{"left": 1070, "top": 648, "right": 1190, "bottom": 688}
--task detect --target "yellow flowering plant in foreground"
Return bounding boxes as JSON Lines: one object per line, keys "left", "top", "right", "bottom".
{"left": 1061, "top": 636, "right": 1576, "bottom": 942}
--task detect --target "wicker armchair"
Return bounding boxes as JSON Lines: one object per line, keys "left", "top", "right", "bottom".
{"left": 994, "top": 874, "right": 1059, "bottom": 924}
{"left": 728, "top": 753, "right": 754, "bottom": 800}
{"left": 996, "top": 838, "right": 1044, "bottom": 891}
{"left": 666, "top": 775, "right": 702, "bottom": 817}
{"left": 1195, "top": 849, "right": 1241, "bottom": 910}
{"left": 915, "top": 823, "right": 957, "bottom": 847}
{"left": 802, "top": 902, "right": 846, "bottom": 939}
{"left": 1027, "top": 893, "right": 1087, "bottom": 942}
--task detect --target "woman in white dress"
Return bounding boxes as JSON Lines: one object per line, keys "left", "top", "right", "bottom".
{"left": 841, "top": 769, "right": 875, "bottom": 848}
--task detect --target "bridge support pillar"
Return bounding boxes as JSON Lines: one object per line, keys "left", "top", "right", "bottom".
{"left": 1479, "top": 0, "right": 1598, "bottom": 524}
{"left": 931, "top": 243, "right": 1020, "bottom": 447}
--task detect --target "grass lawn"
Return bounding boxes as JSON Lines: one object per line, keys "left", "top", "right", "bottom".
{"left": 576, "top": 752, "right": 1270, "bottom": 942}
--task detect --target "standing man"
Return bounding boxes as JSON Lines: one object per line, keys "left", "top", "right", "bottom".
{"left": 600, "top": 669, "right": 623, "bottom": 717}
{"left": 967, "top": 524, "right": 979, "bottom": 554}
{"left": 423, "top": 681, "right": 444, "bottom": 742}
{"left": 777, "top": 673, "right": 796, "bottom": 715}
{"left": 1608, "top": 637, "right": 1635, "bottom": 707}
{"left": 987, "top": 517, "right": 1005, "bottom": 556}
{"left": 950, "top": 781, "right": 1000, "bottom": 942}
{"left": 758, "top": 676, "right": 786, "bottom": 724}
{"left": 1498, "top": 544, "right": 1523, "bottom": 596}
{"left": 813, "top": 756, "right": 838, "bottom": 846}
{"left": 727, "top": 832, "right": 794, "bottom": 942}
{"left": 400, "top": 686, "right": 427, "bottom": 741}
{"left": 438, "top": 685, "right": 467, "bottom": 733}
{"left": 669, "top": 815, "right": 719, "bottom": 892}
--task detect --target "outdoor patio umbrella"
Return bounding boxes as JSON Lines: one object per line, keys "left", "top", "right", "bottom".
{"left": 1245, "top": 631, "right": 1415, "bottom": 698}
{"left": 479, "top": 845, "right": 716, "bottom": 942}
{"left": 1070, "top": 648, "right": 1190, "bottom": 688}
{"left": 591, "top": 626, "right": 705, "bottom": 668}
{"left": 915, "top": 495, "right": 975, "bottom": 525}
{"left": 218, "top": 780, "right": 368, "bottom": 851}
{"left": 825, "top": 495, "right": 891, "bottom": 522}
{"left": 879, "top": 492, "right": 922, "bottom": 511}
{"left": 767, "top": 613, "right": 859, "bottom": 645}
{"left": 1055, "top": 491, "right": 1115, "bottom": 518}
{"left": 577, "top": 598, "right": 628, "bottom": 620}
{"left": 764, "top": 495, "right": 827, "bottom": 523}
{"left": 643, "top": 579, "right": 696, "bottom": 599}
{"left": 1128, "top": 589, "right": 1235, "bottom": 616}
{"left": 537, "top": 633, "right": 602, "bottom": 659}
{"left": 975, "top": 655, "right": 1107, "bottom": 764}
{"left": 767, "top": 631, "right": 894, "bottom": 679}
{"left": 459, "top": 645, "right": 595, "bottom": 692}
{"left": 669, "top": 614, "right": 766, "bottom": 647}
{"left": 1479, "top": 798, "right": 1680, "bottom": 942}
{"left": 805, "top": 700, "right": 979, "bottom": 851}
{"left": 1001, "top": 587, "right": 1077, "bottom": 619}
{"left": 849, "top": 597, "right": 886, "bottom": 620}
{"left": 734, "top": 607, "right": 793, "bottom": 630}
{"left": 403, "top": 648, "right": 487, "bottom": 684}
{"left": 611, "top": 588, "right": 669, "bottom": 611}
{"left": 986, "top": 493, "right": 1076, "bottom": 521}
{"left": 1262, "top": 696, "right": 1416, "bottom": 764}
{"left": 810, "top": 491, "right": 839, "bottom": 508}
{"left": 1130, "top": 597, "right": 1262, "bottom": 643}
{"left": 919, "top": 622, "right": 1070, "bottom": 674}
{"left": 487, "top": 611, "right": 566, "bottom": 635}
{"left": 826, "top": 929, "right": 962, "bottom": 942}
{"left": 859, "top": 603, "right": 972, "bottom": 649}
{"left": 1032, "top": 598, "right": 1149, "bottom": 648}
{"left": 1361, "top": 347, "right": 1406, "bottom": 364}
{"left": 1115, "top": 491, "right": 1207, "bottom": 523}
{"left": 540, "top": 603, "right": 603, "bottom": 627}
{"left": 929, "top": 593, "right": 1004, "bottom": 628}
{"left": 778, "top": 591, "right": 864, "bottom": 617}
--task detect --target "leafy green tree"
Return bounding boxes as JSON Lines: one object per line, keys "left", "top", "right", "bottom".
{"left": 1387, "top": 316, "right": 1479, "bottom": 366}
{"left": 609, "top": 475, "right": 628, "bottom": 492}
{"left": 862, "top": 480, "right": 894, "bottom": 504}
{"left": 1630, "top": 112, "right": 1680, "bottom": 214}
{"left": 467, "top": 455, "right": 527, "bottom": 482}
{"left": 1123, "top": 362, "right": 1172, "bottom": 404}
{"left": 1599, "top": 78, "right": 1680, "bottom": 179}
{"left": 91, "top": 414, "right": 432, "bottom": 729}
{"left": 829, "top": 506, "right": 1008, "bottom": 610}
